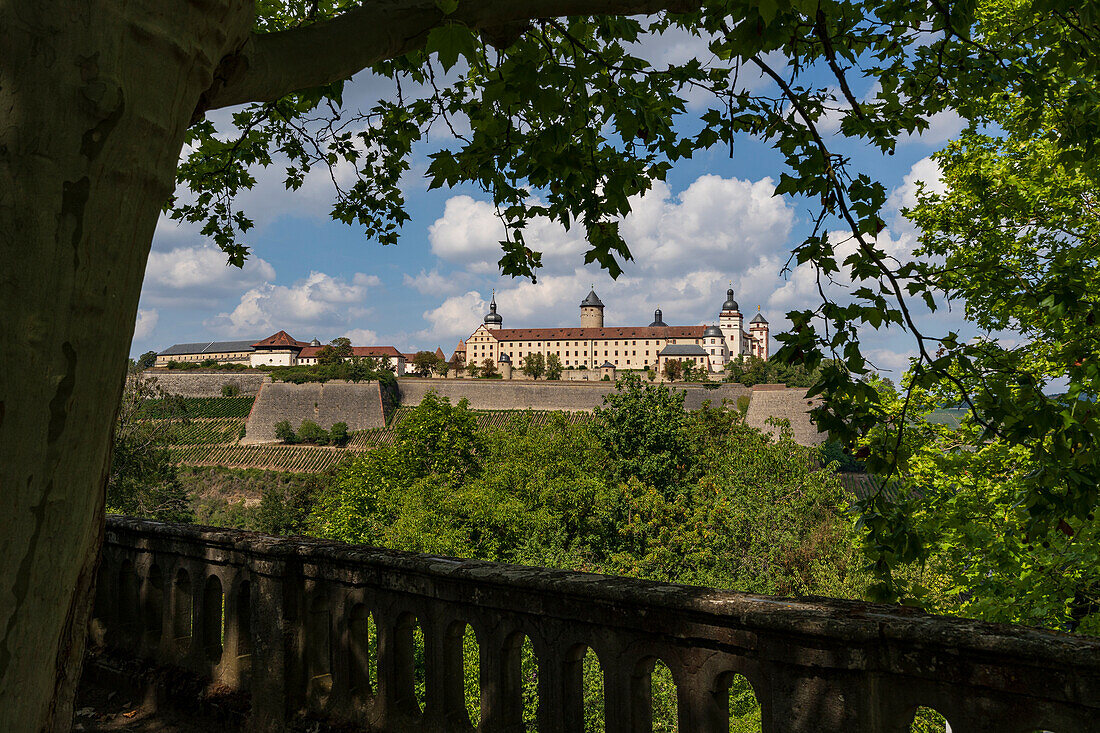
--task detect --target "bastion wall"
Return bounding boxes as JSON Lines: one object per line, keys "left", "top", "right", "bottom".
{"left": 242, "top": 380, "right": 388, "bottom": 444}
{"left": 395, "top": 378, "right": 752, "bottom": 413}
{"left": 142, "top": 370, "right": 270, "bottom": 397}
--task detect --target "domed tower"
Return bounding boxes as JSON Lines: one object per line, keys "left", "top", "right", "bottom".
{"left": 703, "top": 324, "right": 727, "bottom": 371}
{"left": 718, "top": 285, "right": 743, "bottom": 358}
{"left": 483, "top": 291, "right": 503, "bottom": 330}
{"left": 750, "top": 308, "right": 769, "bottom": 359}
{"left": 580, "top": 287, "right": 605, "bottom": 328}
{"left": 649, "top": 307, "right": 667, "bottom": 327}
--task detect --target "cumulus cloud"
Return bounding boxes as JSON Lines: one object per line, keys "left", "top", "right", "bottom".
{"left": 207, "top": 270, "right": 380, "bottom": 337}
{"left": 143, "top": 245, "right": 277, "bottom": 306}
{"left": 133, "top": 309, "right": 159, "bottom": 341}
{"left": 419, "top": 291, "right": 488, "bottom": 344}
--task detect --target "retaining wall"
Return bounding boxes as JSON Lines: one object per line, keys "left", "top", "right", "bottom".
{"left": 744, "top": 386, "right": 827, "bottom": 447}
{"left": 243, "top": 381, "right": 387, "bottom": 444}
{"left": 397, "top": 379, "right": 751, "bottom": 414}
{"left": 92, "top": 516, "right": 1100, "bottom": 732}
{"left": 143, "top": 370, "right": 270, "bottom": 397}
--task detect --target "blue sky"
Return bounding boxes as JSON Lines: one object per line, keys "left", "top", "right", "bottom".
{"left": 134, "top": 31, "right": 967, "bottom": 375}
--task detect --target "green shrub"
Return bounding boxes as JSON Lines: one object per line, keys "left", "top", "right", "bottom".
{"left": 221, "top": 383, "right": 240, "bottom": 397}
{"left": 736, "top": 395, "right": 750, "bottom": 415}
{"left": 330, "top": 422, "right": 349, "bottom": 447}
{"left": 274, "top": 420, "right": 297, "bottom": 444}
{"left": 601, "top": 374, "right": 610, "bottom": 381}
{"left": 296, "top": 420, "right": 330, "bottom": 445}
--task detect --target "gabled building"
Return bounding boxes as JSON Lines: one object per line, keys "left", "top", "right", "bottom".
{"left": 155, "top": 339, "right": 259, "bottom": 366}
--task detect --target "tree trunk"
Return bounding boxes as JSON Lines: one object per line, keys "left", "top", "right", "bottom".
{"left": 0, "top": 2, "right": 253, "bottom": 729}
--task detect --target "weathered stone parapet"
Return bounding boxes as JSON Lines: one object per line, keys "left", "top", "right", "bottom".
{"left": 93, "top": 516, "right": 1100, "bottom": 732}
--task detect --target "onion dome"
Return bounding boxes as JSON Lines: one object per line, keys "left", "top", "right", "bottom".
{"left": 310, "top": 338, "right": 321, "bottom": 346}
{"left": 721, "top": 287, "right": 740, "bottom": 312}
{"left": 580, "top": 288, "right": 604, "bottom": 308}
{"left": 649, "top": 307, "right": 668, "bottom": 327}
{"left": 484, "top": 292, "right": 503, "bottom": 325}
{"left": 703, "top": 324, "right": 724, "bottom": 338}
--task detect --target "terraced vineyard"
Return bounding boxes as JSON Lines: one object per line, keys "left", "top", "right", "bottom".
{"left": 142, "top": 399, "right": 594, "bottom": 472}
{"left": 387, "top": 407, "right": 593, "bottom": 430}
{"left": 160, "top": 418, "right": 246, "bottom": 445}
{"left": 170, "top": 444, "right": 356, "bottom": 473}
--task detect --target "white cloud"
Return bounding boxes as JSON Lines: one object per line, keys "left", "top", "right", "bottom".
{"left": 207, "top": 270, "right": 379, "bottom": 337}
{"left": 343, "top": 328, "right": 380, "bottom": 344}
{"left": 888, "top": 156, "right": 945, "bottom": 217}
{"left": 419, "top": 291, "right": 488, "bottom": 344}
{"left": 143, "top": 245, "right": 276, "bottom": 306}
{"left": 403, "top": 268, "right": 475, "bottom": 296}
{"left": 133, "top": 309, "right": 159, "bottom": 341}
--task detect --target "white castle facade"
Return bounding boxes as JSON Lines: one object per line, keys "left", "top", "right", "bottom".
{"left": 456, "top": 286, "right": 769, "bottom": 375}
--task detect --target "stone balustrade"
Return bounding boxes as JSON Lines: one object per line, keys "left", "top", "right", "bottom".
{"left": 91, "top": 516, "right": 1100, "bottom": 732}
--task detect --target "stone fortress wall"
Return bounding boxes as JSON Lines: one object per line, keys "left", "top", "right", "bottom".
{"left": 241, "top": 381, "right": 388, "bottom": 444}
{"left": 397, "top": 379, "right": 754, "bottom": 414}
{"left": 148, "top": 371, "right": 821, "bottom": 446}
{"left": 745, "top": 384, "right": 828, "bottom": 446}
{"left": 143, "top": 370, "right": 270, "bottom": 397}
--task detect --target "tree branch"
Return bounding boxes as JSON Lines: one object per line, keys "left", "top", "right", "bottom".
{"left": 200, "top": 0, "right": 702, "bottom": 114}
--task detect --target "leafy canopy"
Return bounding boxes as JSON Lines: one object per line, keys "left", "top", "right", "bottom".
{"left": 175, "top": 0, "right": 1100, "bottom": 601}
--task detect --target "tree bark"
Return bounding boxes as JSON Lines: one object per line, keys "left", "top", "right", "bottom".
{"left": 0, "top": 2, "right": 254, "bottom": 729}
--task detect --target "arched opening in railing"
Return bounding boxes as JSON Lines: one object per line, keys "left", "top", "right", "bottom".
{"left": 235, "top": 580, "right": 252, "bottom": 678}
{"left": 648, "top": 658, "right": 678, "bottom": 732}
{"left": 460, "top": 623, "right": 480, "bottom": 727}
{"left": 202, "top": 575, "right": 224, "bottom": 663}
{"left": 582, "top": 647, "right": 605, "bottom": 731}
{"left": 715, "top": 671, "right": 760, "bottom": 732}
{"left": 347, "top": 603, "right": 376, "bottom": 703}
{"left": 909, "top": 707, "right": 951, "bottom": 733}
{"left": 520, "top": 636, "right": 539, "bottom": 728}
{"left": 117, "top": 560, "right": 140, "bottom": 649}
{"left": 142, "top": 564, "right": 164, "bottom": 649}
{"left": 306, "top": 591, "right": 333, "bottom": 704}
{"left": 172, "top": 568, "right": 192, "bottom": 652}
{"left": 392, "top": 612, "right": 425, "bottom": 717}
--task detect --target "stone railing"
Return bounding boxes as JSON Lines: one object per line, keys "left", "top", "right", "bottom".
{"left": 91, "top": 516, "right": 1100, "bottom": 732}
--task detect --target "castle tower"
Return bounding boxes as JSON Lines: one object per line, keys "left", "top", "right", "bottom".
{"left": 580, "top": 287, "right": 605, "bottom": 328}
{"left": 718, "top": 286, "right": 743, "bottom": 357}
{"left": 649, "top": 307, "right": 667, "bottom": 327}
{"left": 483, "top": 291, "right": 503, "bottom": 331}
{"left": 750, "top": 308, "right": 769, "bottom": 359}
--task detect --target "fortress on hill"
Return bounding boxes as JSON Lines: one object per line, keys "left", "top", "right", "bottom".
{"left": 456, "top": 286, "right": 770, "bottom": 375}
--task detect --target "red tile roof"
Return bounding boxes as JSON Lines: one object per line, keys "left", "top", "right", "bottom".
{"left": 435, "top": 347, "right": 446, "bottom": 360}
{"left": 297, "top": 345, "right": 403, "bottom": 359}
{"left": 252, "top": 330, "right": 310, "bottom": 349}
{"left": 486, "top": 326, "right": 706, "bottom": 342}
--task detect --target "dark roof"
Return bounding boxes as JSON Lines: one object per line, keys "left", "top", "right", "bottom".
{"left": 751, "top": 312, "right": 769, "bottom": 324}
{"left": 297, "top": 345, "right": 403, "bottom": 359}
{"left": 498, "top": 352, "right": 512, "bottom": 363}
{"left": 600, "top": 361, "right": 616, "bottom": 368}
{"left": 703, "top": 324, "right": 724, "bottom": 338}
{"left": 484, "top": 297, "right": 503, "bottom": 324}
{"left": 648, "top": 308, "right": 667, "bottom": 327}
{"left": 158, "top": 339, "right": 257, "bottom": 356}
{"left": 721, "top": 288, "right": 740, "bottom": 312}
{"left": 485, "top": 325, "right": 705, "bottom": 341}
{"left": 659, "top": 344, "right": 709, "bottom": 356}
{"left": 252, "top": 331, "right": 310, "bottom": 349}
{"left": 580, "top": 289, "right": 604, "bottom": 308}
